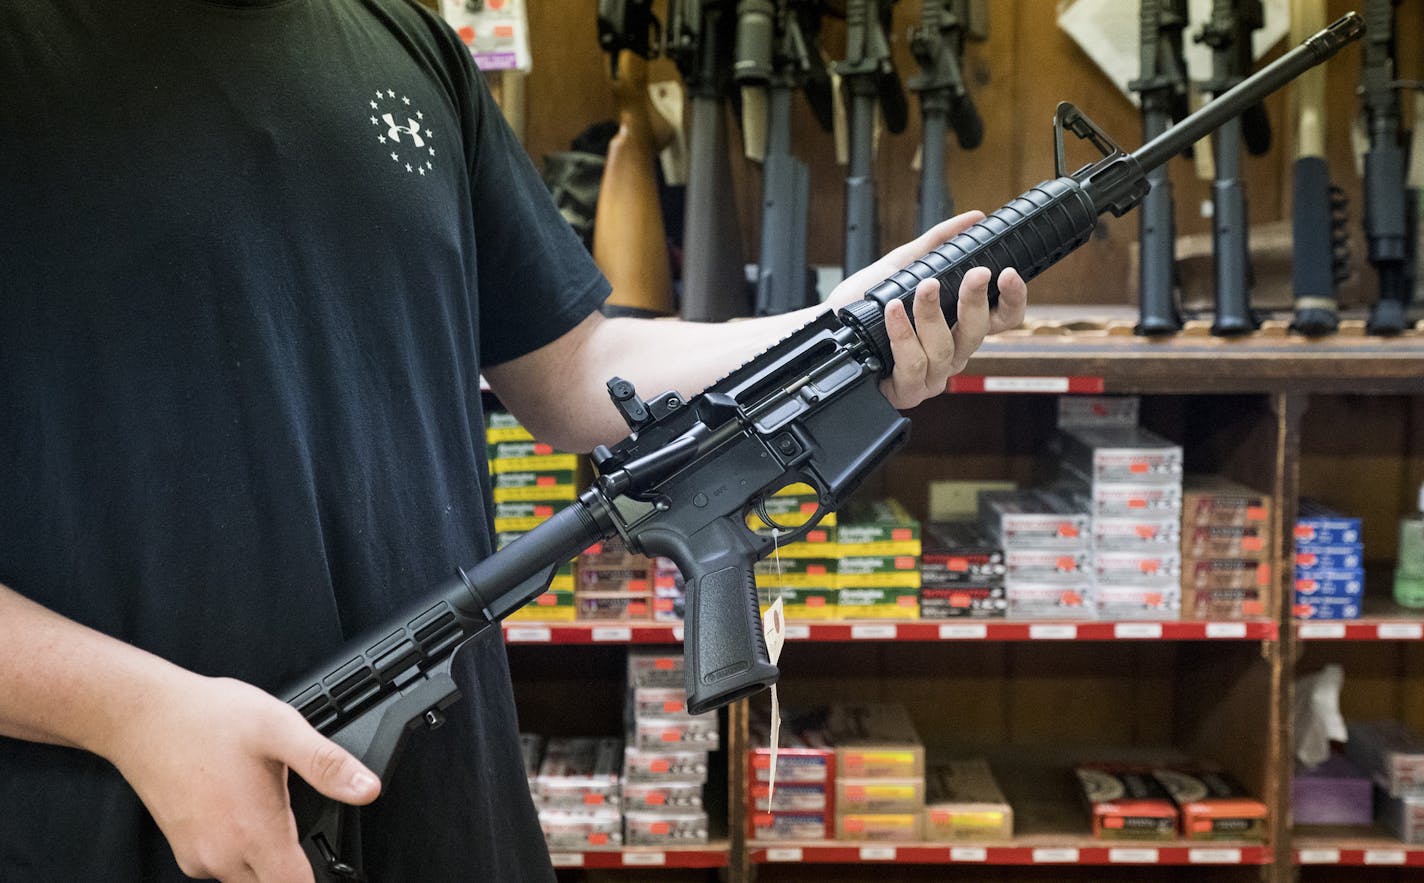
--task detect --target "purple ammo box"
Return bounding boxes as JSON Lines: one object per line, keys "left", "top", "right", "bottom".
{"left": 1293, "top": 755, "right": 1374, "bottom": 826}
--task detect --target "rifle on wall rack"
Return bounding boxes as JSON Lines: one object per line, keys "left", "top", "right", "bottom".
{"left": 750, "top": 0, "right": 835, "bottom": 315}
{"left": 1288, "top": 0, "right": 1348, "bottom": 334}
{"left": 1194, "top": 0, "right": 1273, "bottom": 335}
{"left": 908, "top": 0, "right": 986, "bottom": 236}
{"left": 668, "top": 0, "right": 753, "bottom": 321}
{"left": 1131, "top": 0, "right": 1192, "bottom": 335}
{"left": 837, "top": 0, "right": 909, "bottom": 275}
{"left": 1360, "top": 0, "right": 1416, "bottom": 334}
{"left": 284, "top": 15, "right": 1365, "bottom": 880}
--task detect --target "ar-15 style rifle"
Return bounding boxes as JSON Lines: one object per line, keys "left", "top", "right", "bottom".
{"left": 908, "top": 0, "right": 986, "bottom": 235}
{"left": 287, "top": 14, "right": 1363, "bottom": 880}
{"left": 1195, "top": 0, "right": 1273, "bottom": 335}
{"left": 750, "top": 0, "right": 834, "bottom": 316}
{"left": 837, "top": 0, "right": 909, "bottom": 275}
{"left": 598, "top": 0, "right": 662, "bottom": 79}
{"left": 1131, "top": 0, "right": 1191, "bottom": 335}
{"left": 1360, "top": 0, "right": 1416, "bottom": 334}
{"left": 667, "top": 0, "right": 752, "bottom": 321}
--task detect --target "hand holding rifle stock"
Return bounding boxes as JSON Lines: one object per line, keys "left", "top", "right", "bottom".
{"left": 285, "top": 14, "right": 1364, "bottom": 880}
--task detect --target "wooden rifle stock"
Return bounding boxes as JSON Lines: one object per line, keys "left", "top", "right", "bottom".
{"left": 594, "top": 50, "right": 677, "bottom": 317}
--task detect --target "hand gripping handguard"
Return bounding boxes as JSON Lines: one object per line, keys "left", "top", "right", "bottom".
{"left": 283, "top": 14, "right": 1362, "bottom": 880}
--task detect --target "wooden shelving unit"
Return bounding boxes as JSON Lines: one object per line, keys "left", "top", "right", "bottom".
{"left": 505, "top": 336, "right": 1424, "bottom": 882}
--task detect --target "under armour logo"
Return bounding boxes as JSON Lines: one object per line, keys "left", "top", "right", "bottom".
{"left": 383, "top": 113, "right": 426, "bottom": 148}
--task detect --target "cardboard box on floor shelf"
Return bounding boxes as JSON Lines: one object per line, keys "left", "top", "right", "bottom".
{"left": 827, "top": 703, "right": 924, "bottom": 780}
{"left": 1152, "top": 766, "right": 1267, "bottom": 841}
{"left": 922, "top": 759, "right": 1014, "bottom": 841}
{"left": 1075, "top": 764, "right": 1178, "bottom": 840}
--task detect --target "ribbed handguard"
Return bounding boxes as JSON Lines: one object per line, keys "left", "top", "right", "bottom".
{"left": 837, "top": 175, "right": 1098, "bottom": 371}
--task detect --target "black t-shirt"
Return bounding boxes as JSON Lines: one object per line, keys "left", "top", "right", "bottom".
{"left": 0, "top": 1, "right": 608, "bottom": 879}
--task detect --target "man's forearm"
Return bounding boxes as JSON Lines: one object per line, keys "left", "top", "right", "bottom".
{"left": 0, "top": 582, "right": 183, "bottom": 758}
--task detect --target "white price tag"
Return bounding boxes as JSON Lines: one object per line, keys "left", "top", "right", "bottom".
{"left": 851, "top": 624, "right": 897, "bottom": 640}
{"left": 1109, "top": 848, "right": 1159, "bottom": 863}
{"left": 1032, "top": 848, "right": 1079, "bottom": 863}
{"left": 548, "top": 853, "right": 584, "bottom": 867}
{"left": 859, "top": 847, "right": 897, "bottom": 861}
{"left": 984, "top": 376, "right": 1071, "bottom": 393}
{"left": 1206, "top": 622, "right": 1248, "bottom": 639}
{"left": 1378, "top": 623, "right": 1423, "bottom": 640}
{"left": 950, "top": 846, "right": 988, "bottom": 862}
{"left": 785, "top": 624, "right": 811, "bottom": 640}
{"left": 592, "top": 626, "right": 632, "bottom": 642}
{"left": 1114, "top": 623, "right": 1162, "bottom": 639}
{"left": 1029, "top": 625, "right": 1078, "bottom": 640}
{"left": 939, "top": 623, "right": 988, "bottom": 640}
{"left": 673, "top": 625, "right": 685, "bottom": 642}
{"left": 761, "top": 597, "right": 787, "bottom": 805}
{"left": 765, "top": 848, "right": 803, "bottom": 862}
{"left": 1299, "top": 622, "right": 1346, "bottom": 639}
{"left": 1297, "top": 849, "right": 1340, "bottom": 864}
{"left": 505, "top": 627, "right": 551, "bottom": 643}
{"left": 1364, "top": 849, "right": 1407, "bottom": 865}
{"left": 623, "top": 851, "right": 666, "bottom": 866}
{"left": 1188, "top": 848, "right": 1241, "bottom": 864}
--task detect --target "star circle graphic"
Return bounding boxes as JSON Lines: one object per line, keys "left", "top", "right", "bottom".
{"left": 369, "top": 87, "right": 435, "bottom": 176}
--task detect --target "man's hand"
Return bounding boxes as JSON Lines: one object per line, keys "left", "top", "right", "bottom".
{"left": 826, "top": 210, "right": 1029, "bottom": 410}
{"left": 106, "top": 672, "right": 380, "bottom": 882}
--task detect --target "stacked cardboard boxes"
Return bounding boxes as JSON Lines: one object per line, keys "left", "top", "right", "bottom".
{"left": 1345, "top": 720, "right": 1424, "bottom": 843}
{"left": 828, "top": 703, "right": 925, "bottom": 841}
{"left": 1056, "top": 426, "right": 1184, "bottom": 620}
{"left": 487, "top": 411, "right": 580, "bottom": 621}
{"left": 919, "top": 521, "right": 1007, "bottom": 619}
{"left": 623, "top": 652, "right": 713, "bottom": 845}
{"left": 979, "top": 489, "right": 1093, "bottom": 619}
{"left": 1294, "top": 499, "right": 1365, "bottom": 620}
{"left": 835, "top": 500, "right": 921, "bottom": 620}
{"left": 747, "top": 707, "right": 837, "bottom": 841}
{"left": 922, "top": 759, "right": 1013, "bottom": 841}
{"left": 576, "top": 536, "right": 652, "bottom": 622}
{"left": 1181, "top": 476, "right": 1274, "bottom": 619}
{"left": 531, "top": 737, "right": 624, "bottom": 848}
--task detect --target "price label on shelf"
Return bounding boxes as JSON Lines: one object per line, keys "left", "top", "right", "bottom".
{"left": 1364, "top": 849, "right": 1407, "bottom": 865}
{"left": 623, "top": 851, "right": 666, "bottom": 866}
{"left": 1206, "top": 622, "right": 1248, "bottom": 639}
{"left": 673, "top": 625, "right": 684, "bottom": 642}
{"left": 592, "top": 627, "right": 632, "bottom": 642}
{"left": 1188, "top": 848, "right": 1241, "bottom": 864}
{"left": 950, "top": 846, "right": 988, "bottom": 862}
{"left": 548, "top": 853, "right": 583, "bottom": 867}
{"left": 1032, "top": 848, "right": 1079, "bottom": 863}
{"left": 505, "top": 627, "right": 551, "bottom": 643}
{"left": 1297, "top": 849, "right": 1341, "bottom": 864}
{"left": 1377, "top": 623, "right": 1424, "bottom": 640}
{"left": 851, "top": 624, "right": 897, "bottom": 640}
{"left": 859, "top": 847, "right": 897, "bottom": 861}
{"left": 1109, "top": 848, "right": 1159, "bottom": 863}
{"left": 765, "top": 848, "right": 803, "bottom": 862}
{"left": 1114, "top": 623, "right": 1162, "bottom": 639}
{"left": 1029, "top": 625, "right": 1078, "bottom": 640}
{"left": 785, "top": 624, "right": 811, "bottom": 640}
{"left": 939, "top": 623, "right": 988, "bottom": 640}
{"left": 1299, "top": 622, "right": 1346, "bottom": 639}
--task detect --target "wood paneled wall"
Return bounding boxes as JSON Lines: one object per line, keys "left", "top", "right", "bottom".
{"left": 514, "top": 0, "right": 1420, "bottom": 312}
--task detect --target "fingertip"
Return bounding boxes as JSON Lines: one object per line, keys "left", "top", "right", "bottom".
{"left": 349, "top": 770, "right": 382, "bottom": 804}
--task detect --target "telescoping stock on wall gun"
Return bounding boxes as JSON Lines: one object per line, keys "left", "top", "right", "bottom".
{"left": 284, "top": 14, "right": 1366, "bottom": 881}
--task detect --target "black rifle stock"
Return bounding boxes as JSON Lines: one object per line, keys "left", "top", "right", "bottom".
{"left": 1289, "top": 0, "right": 1345, "bottom": 335}
{"left": 1361, "top": 0, "right": 1412, "bottom": 334}
{"left": 1196, "top": 0, "right": 1271, "bottom": 336}
{"left": 1131, "top": 0, "right": 1190, "bottom": 335}
{"left": 286, "top": 14, "right": 1363, "bottom": 880}
{"left": 838, "top": 0, "right": 909, "bottom": 274}
{"left": 909, "top": 0, "right": 986, "bottom": 235}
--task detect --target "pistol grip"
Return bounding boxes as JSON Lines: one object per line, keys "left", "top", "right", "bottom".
{"left": 641, "top": 519, "right": 780, "bottom": 715}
